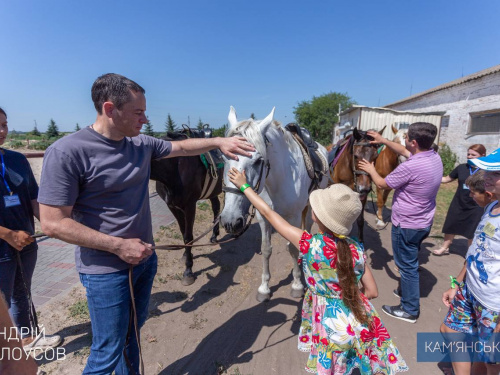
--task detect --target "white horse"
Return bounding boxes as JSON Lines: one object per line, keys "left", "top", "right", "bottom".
{"left": 220, "top": 107, "right": 329, "bottom": 302}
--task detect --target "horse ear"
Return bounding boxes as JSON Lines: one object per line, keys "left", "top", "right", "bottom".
{"left": 378, "top": 125, "right": 386, "bottom": 136}
{"left": 391, "top": 124, "right": 398, "bottom": 134}
{"left": 228, "top": 106, "right": 238, "bottom": 129}
{"left": 353, "top": 127, "right": 361, "bottom": 140}
{"left": 258, "top": 107, "right": 275, "bottom": 134}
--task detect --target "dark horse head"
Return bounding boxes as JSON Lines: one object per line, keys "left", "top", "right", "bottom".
{"left": 351, "top": 127, "right": 384, "bottom": 199}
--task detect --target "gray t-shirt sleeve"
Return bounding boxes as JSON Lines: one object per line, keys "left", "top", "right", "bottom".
{"left": 148, "top": 137, "right": 172, "bottom": 160}
{"left": 38, "top": 147, "right": 82, "bottom": 206}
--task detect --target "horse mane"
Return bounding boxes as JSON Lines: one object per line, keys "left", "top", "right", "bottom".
{"left": 226, "top": 118, "right": 286, "bottom": 160}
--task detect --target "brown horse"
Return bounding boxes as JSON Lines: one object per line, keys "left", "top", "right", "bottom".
{"left": 328, "top": 127, "right": 384, "bottom": 242}
{"left": 150, "top": 131, "right": 222, "bottom": 286}
{"left": 373, "top": 125, "right": 408, "bottom": 228}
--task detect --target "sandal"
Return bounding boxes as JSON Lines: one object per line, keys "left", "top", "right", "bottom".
{"left": 432, "top": 247, "right": 450, "bottom": 256}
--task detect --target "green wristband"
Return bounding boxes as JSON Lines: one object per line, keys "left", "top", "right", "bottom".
{"left": 240, "top": 183, "right": 251, "bottom": 193}
{"left": 449, "top": 276, "right": 458, "bottom": 289}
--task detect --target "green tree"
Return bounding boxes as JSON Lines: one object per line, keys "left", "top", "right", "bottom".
{"left": 46, "top": 119, "right": 59, "bottom": 138}
{"left": 439, "top": 143, "right": 458, "bottom": 176}
{"left": 213, "top": 123, "right": 228, "bottom": 138}
{"left": 293, "top": 92, "right": 356, "bottom": 145}
{"left": 31, "top": 123, "right": 41, "bottom": 137}
{"left": 75, "top": 123, "right": 81, "bottom": 132}
{"left": 197, "top": 118, "right": 204, "bottom": 130}
{"left": 143, "top": 119, "right": 155, "bottom": 136}
{"left": 165, "top": 114, "right": 177, "bottom": 133}
{"left": 250, "top": 113, "right": 256, "bottom": 120}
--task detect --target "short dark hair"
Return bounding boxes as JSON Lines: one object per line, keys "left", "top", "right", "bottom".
{"left": 407, "top": 122, "right": 437, "bottom": 150}
{"left": 465, "top": 170, "right": 486, "bottom": 194}
{"left": 0, "top": 107, "right": 6, "bottom": 118}
{"left": 91, "top": 73, "right": 145, "bottom": 114}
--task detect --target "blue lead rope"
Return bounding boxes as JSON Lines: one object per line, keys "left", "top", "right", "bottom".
{"left": 0, "top": 152, "right": 13, "bottom": 195}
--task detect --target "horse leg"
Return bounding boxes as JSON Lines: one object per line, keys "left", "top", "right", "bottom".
{"left": 181, "top": 203, "right": 197, "bottom": 286}
{"left": 256, "top": 212, "right": 273, "bottom": 302}
{"left": 209, "top": 196, "right": 221, "bottom": 243}
{"left": 357, "top": 198, "right": 367, "bottom": 243}
{"left": 376, "top": 188, "right": 390, "bottom": 229}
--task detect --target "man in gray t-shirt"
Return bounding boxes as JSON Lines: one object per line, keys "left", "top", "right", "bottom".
{"left": 38, "top": 73, "right": 254, "bottom": 375}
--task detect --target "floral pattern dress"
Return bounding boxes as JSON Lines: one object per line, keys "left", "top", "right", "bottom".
{"left": 297, "top": 231, "right": 408, "bottom": 375}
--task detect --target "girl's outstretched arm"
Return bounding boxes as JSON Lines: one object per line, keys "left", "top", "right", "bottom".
{"left": 228, "top": 168, "right": 304, "bottom": 249}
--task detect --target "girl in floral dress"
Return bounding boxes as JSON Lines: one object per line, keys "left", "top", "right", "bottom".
{"left": 228, "top": 168, "right": 408, "bottom": 375}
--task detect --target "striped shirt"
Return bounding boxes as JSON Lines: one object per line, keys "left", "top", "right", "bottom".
{"left": 385, "top": 150, "right": 443, "bottom": 229}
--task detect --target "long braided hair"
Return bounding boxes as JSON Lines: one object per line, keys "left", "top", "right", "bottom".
{"left": 335, "top": 236, "right": 370, "bottom": 326}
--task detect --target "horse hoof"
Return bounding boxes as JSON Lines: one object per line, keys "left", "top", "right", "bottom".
{"left": 290, "top": 288, "right": 304, "bottom": 299}
{"left": 256, "top": 292, "right": 271, "bottom": 302}
{"left": 182, "top": 276, "right": 196, "bottom": 286}
{"left": 210, "top": 236, "right": 218, "bottom": 244}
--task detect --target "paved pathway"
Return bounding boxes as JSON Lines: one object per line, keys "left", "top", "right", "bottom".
{"left": 31, "top": 193, "right": 175, "bottom": 307}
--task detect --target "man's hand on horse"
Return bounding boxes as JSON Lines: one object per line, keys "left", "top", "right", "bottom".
{"left": 219, "top": 137, "right": 255, "bottom": 161}
{"left": 358, "top": 159, "right": 376, "bottom": 175}
{"left": 228, "top": 167, "right": 247, "bottom": 189}
{"left": 366, "top": 130, "right": 386, "bottom": 145}
{"left": 116, "top": 238, "right": 153, "bottom": 265}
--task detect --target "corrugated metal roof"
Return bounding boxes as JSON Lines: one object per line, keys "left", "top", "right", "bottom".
{"left": 384, "top": 64, "right": 500, "bottom": 108}
{"left": 340, "top": 105, "right": 445, "bottom": 116}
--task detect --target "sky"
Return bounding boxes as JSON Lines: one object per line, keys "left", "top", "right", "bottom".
{"left": 1, "top": 0, "right": 499, "bottom": 133}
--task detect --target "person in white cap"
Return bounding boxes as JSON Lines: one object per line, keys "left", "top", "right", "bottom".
{"left": 228, "top": 167, "right": 408, "bottom": 374}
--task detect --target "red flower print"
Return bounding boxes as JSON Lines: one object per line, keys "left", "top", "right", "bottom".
{"left": 312, "top": 262, "right": 320, "bottom": 271}
{"left": 323, "top": 235, "right": 336, "bottom": 249}
{"left": 320, "top": 338, "right": 328, "bottom": 346}
{"left": 360, "top": 329, "right": 374, "bottom": 343}
{"left": 346, "top": 324, "right": 355, "bottom": 336}
{"left": 297, "top": 259, "right": 302, "bottom": 265}
{"left": 299, "top": 232, "right": 312, "bottom": 254}
{"left": 307, "top": 277, "right": 316, "bottom": 287}
{"left": 308, "top": 294, "right": 313, "bottom": 302}
{"left": 300, "top": 335, "right": 310, "bottom": 343}
{"left": 365, "top": 347, "right": 379, "bottom": 362}
{"left": 312, "top": 335, "right": 319, "bottom": 344}
{"left": 315, "top": 312, "right": 321, "bottom": 323}
{"left": 323, "top": 245, "right": 335, "bottom": 260}
{"left": 330, "top": 257, "right": 337, "bottom": 269}
{"left": 388, "top": 353, "right": 397, "bottom": 364}
{"left": 370, "top": 316, "right": 390, "bottom": 346}
{"left": 332, "top": 283, "right": 342, "bottom": 292}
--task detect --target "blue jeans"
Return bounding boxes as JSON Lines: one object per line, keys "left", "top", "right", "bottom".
{"left": 391, "top": 225, "right": 430, "bottom": 316}
{"left": 80, "top": 252, "right": 157, "bottom": 375}
{"left": 0, "top": 248, "right": 37, "bottom": 338}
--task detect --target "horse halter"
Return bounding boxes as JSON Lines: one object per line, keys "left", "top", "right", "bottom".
{"left": 222, "top": 133, "right": 271, "bottom": 196}
{"left": 351, "top": 136, "right": 380, "bottom": 193}
{"left": 222, "top": 156, "right": 270, "bottom": 195}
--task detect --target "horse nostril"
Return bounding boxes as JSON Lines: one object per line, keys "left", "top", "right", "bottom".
{"left": 235, "top": 217, "right": 244, "bottom": 230}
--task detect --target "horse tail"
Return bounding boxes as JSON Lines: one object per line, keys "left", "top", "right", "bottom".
{"left": 336, "top": 238, "right": 370, "bottom": 326}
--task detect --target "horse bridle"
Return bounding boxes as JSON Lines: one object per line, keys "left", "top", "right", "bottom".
{"left": 222, "top": 156, "right": 270, "bottom": 195}
{"left": 351, "top": 138, "right": 380, "bottom": 193}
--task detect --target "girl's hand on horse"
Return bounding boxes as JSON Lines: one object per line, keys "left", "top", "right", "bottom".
{"left": 228, "top": 167, "right": 247, "bottom": 189}
{"left": 219, "top": 137, "right": 255, "bottom": 161}
{"left": 358, "top": 159, "right": 376, "bottom": 174}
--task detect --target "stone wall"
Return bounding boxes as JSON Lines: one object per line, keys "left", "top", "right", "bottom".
{"left": 386, "top": 72, "right": 500, "bottom": 163}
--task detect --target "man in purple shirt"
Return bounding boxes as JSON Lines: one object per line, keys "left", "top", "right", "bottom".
{"left": 359, "top": 122, "right": 442, "bottom": 323}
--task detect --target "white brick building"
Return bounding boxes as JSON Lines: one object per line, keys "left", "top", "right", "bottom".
{"left": 384, "top": 65, "right": 500, "bottom": 163}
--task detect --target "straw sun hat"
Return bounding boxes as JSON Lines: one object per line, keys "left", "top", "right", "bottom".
{"left": 309, "top": 184, "right": 362, "bottom": 236}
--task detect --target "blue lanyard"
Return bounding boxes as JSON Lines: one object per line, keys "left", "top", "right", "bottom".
{"left": 0, "top": 152, "right": 13, "bottom": 195}
{"left": 469, "top": 165, "right": 479, "bottom": 176}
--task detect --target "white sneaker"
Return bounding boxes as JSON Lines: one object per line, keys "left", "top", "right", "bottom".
{"left": 23, "top": 325, "right": 62, "bottom": 351}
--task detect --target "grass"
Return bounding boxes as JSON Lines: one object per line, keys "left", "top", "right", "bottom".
{"left": 69, "top": 299, "right": 90, "bottom": 320}
{"left": 370, "top": 180, "right": 457, "bottom": 239}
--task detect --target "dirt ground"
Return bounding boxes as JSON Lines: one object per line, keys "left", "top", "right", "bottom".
{"left": 30, "top": 202, "right": 466, "bottom": 375}
{"left": 23, "top": 152, "right": 466, "bottom": 375}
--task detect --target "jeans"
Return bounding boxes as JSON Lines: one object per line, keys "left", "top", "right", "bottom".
{"left": 80, "top": 252, "right": 157, "bottom": 375}
{"left": 0, "top": 248, "right": 37, "bottom": 338}
{"left": 391, "top": 224, "right": 430, "bottom": 316}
